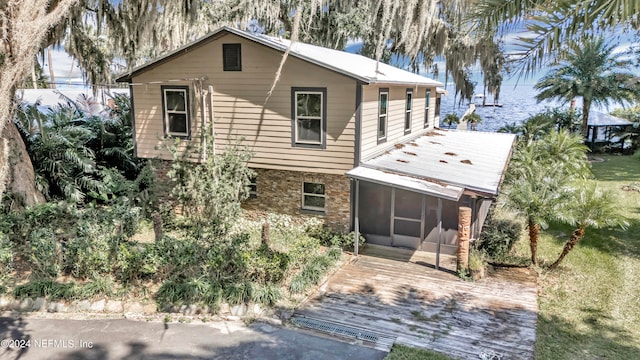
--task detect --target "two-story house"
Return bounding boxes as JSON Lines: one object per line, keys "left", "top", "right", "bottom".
{"left": 116, "top": 27, "right": 515, "bottom": 258}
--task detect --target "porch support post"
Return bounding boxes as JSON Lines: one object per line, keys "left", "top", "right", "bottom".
{"left": 436, "top": 198, "right": 442, "bottom": 270}
{"left": 390, "top": 188, "right": 395, "bottom": 246}
{"left": 457, "top": 206, "right": 472, "bottom": 272}
{"left": 354, "top": 179, "right": 360, "bottom": 256}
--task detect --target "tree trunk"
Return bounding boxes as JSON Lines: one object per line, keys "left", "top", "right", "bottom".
{"left": 0, "top": 0, "right": 80, "bottom": 206}
{"left": 528, "top": 218, "right": 540, "bottom": 265}
{"left": 1, "top": 122, "right": 45, "bottom": 208}
{"left": 549, "top": 227, "right": 585, "bottom": 270}
{"left": 581, "top": 98, "right": 590, "bottom": 138}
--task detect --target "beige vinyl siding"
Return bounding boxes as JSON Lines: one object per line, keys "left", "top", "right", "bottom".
{"left": 131, "top": 33, "right": 357, "bottom": 174}
{"left": 360, "top": 84, "right": 437, "bottom": 161}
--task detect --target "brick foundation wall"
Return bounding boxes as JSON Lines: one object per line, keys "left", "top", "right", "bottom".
{"left": 150, "top": 161, "right": 352, "bottom": 232}
{"left": 243, "top": 168, "right": 352, "bottom": 232}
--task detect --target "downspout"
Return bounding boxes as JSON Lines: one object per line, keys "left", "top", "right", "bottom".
{"left": 209, "top": 85, "right": 215, "bottom": 155}
{"left": 200, "top": 80, "right": 207, "bottom": 162}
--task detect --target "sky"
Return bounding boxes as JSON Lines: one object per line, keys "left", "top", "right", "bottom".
{"left": 43, "top": 24, "right": 638, "bottom": 92}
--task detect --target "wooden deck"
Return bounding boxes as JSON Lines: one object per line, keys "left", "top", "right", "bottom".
{"left": 294, "top": 245, "right": 538, "bottom": 359}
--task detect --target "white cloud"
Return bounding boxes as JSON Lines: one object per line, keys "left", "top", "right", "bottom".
{"left": 39, "top": 46, "right": 86, "bottom": 89}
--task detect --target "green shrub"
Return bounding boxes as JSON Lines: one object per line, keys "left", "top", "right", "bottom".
{"left": 478, "top": 217, "right": 523, "bottom": 260}
{"left": 166, "top": 132, "right": 255, "bottom": 238}
{"left": 286, "top": 234, "right": 322, "bottom": 267}
{"left": 306, "top": 225, "right": 365, "bottom": 251}
{"left": 13, "top": 280, "right": 77, "bottom": 301}
{"left": 326, "top": 247, "right": 342, "bottom": 261}
{"left": 65, "top": 221, "right": 113, "bottom": 279}
{"left": 0, "top": 233, "right": 13, "bottom": 292}
{"left": 2, "top": 202, "right": 76, "bottom": 245}
{"left": 244, "top": 244, "right": 289, "bottom": 284}
{"left": 109, "top": 203, "right": 142, "bottom": 237}
{"left": 27, "top": 228, "right": 62, "bottom": 278}
{"left": 76, "top": 276, "right": 115, "bottom": 299}
{"left": 250, "top": 284, "right": 282, "bottom": 305}
{"left": 223, "top": 281, "right": 253, "bottom": 305}
{"left": 154, "top": 235, "right": 204, "bottom": 279}
{"left": 289, "top": 254, "right": 337, "bottom": 294}
{"left": 114, "top": 243, "right": 159, "bottom": 283}
{"left": 156, "top": 277, "right": 222, "bottom": 307}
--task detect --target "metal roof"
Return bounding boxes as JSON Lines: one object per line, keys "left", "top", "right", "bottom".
{"left": 588, "top": 112, "right": 633, "bottom": 127}
{"left": 346, "top": 166, "right": 464, "bottom": 201}
{"left": 116, "top": 27, "right": 442, "bottom": 87}
{"left": 349, "top": 129, "right": 516, "bottom": 197}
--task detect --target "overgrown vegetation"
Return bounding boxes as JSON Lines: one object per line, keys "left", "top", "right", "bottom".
{"left": 14, "top": 93, "right": 144, "bottom": 204}
{"left": 1, "top": 96, "right": 347, "bottom": 311}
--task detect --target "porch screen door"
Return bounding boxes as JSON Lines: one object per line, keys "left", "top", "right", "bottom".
{"left": 391, "top": 189, "right": 424, "bottom": 249}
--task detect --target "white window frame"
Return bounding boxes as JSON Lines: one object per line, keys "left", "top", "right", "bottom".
{"left": 163, "top": 87, "right": 190, "bottom": 138}
{"left": 405, "top": 89, "right": 413, "bottom": 133}
{"left": 302, "top": 181, "right": 326, "bottom": 212}
{"left": 424, "top": 90, "right": 431, "bottom": 128}
{"left": 294, "top": 90, "right": 324, "bottom": 146}
{"left": 378, "top": 89, "right": 389, "bottom": 142}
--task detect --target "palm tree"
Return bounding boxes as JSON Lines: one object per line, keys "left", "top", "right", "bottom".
{"left": 504, "top": 130, "right": 589, "bottom": 264}
{"left": 474, "top": 0, "right": 639, "bottom": 77}
{"left": 534, "top": 37, "right": 638, "bottom": 137}
{"left": 549, "top": 181, "right": 628, "bottom": 270}
{"left": 442, "top": 113, "right": 460, "bottom": 129}
{"left": 465, "top": 113, "right": 482, "bottom": 131}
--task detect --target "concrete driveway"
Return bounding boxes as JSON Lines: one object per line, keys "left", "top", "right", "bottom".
{"left": 0, "top": 315, "right": 386, "bottom": 360}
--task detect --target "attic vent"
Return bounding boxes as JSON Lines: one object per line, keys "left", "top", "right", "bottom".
{"left": 408, "top": 142, "right": 419, "bottom": 147}
{"left": 444, "top": 152, "right": 457, "bottom": 156}
{"left": 461, "top": 159, "right": 473, "bottom": 165}
{"left": 394, "top": 143, "right": 405, "bottom": 149}
{"left": 429, "top": 141, "right": 441, "bottom": 145}
{"left": 403, "top": 151, "right": 417, "bottom": 156}
{"left": 397, "top": 159, "right": 409, "bottom": 163}
{"left": 439, "top": 160, "right": 448, "bottom": 164}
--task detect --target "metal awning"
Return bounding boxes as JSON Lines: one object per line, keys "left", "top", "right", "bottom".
{"left": 346, "top": 166, "right": 463, "bottom": 201}
{"left": 348, "top": 129, "right": 516, "bottom": 197}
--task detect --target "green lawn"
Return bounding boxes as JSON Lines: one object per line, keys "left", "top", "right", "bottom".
{"left": 528, "top": 155, "right": 640, "bottom": 359}
{"left": 385, "top": 344, "right": 453, "bottom": 360}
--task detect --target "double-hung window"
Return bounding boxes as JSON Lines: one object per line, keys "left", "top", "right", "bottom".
{"left": 248, "top": 176, "right": 257, "bottom": 198}
{"left": 378, "top": 89, "right": 389, "bottom": 142}
{"left": 302, "top": 182, "right": 325, "bottom": 212}
{"left": 424, "top": 90, "right": 431, "bottom": 128}
{"left": 162, "top": 86, "right": 190, "bottom": 138}
{"left": 405, "top": 89, "right": 413, "bottom": 133}
{"left": 292, "top": 87, "right": 326, "bottom": 148}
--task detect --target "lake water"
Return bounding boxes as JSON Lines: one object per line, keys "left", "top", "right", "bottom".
{"left": 439, "top": 83, "right": 568, "bottom": 132}
{"left": 438, "top": 82, "right": 628, "bottom": 132}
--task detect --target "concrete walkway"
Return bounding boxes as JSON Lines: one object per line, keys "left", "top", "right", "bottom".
{"left": 0, "top": 314, "right": 386, "bottom": 360}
